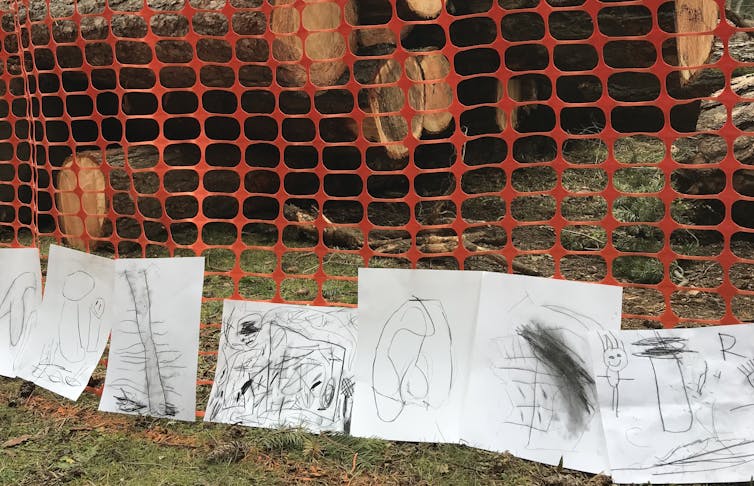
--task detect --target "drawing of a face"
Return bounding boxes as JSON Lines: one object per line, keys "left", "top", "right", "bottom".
{"left": 62, "top": 271, "right": 95, "bottom": 301}
{"left": 602, "top": 333, "right": 628, "bottom": 372}
{"left": 91, "top": 297, "right": 105, "bottom": 318}
{"left": 604, "top": 348, "right": 627, "bottom": 370}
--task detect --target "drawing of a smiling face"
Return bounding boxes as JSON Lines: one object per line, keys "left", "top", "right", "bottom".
{"left": 601, "top": 332, "right": 628, "bottom": 372}
{"left": 604, "top": 348, "right": 628, "bottom": 371}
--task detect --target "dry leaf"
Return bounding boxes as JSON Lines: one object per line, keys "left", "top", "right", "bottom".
{"left": 2, "top": 435, "right": 32, "bottom": 448}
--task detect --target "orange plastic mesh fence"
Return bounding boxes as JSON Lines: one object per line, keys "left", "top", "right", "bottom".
{"left": 0, "top": 0, "right": 752, "bottom": 409}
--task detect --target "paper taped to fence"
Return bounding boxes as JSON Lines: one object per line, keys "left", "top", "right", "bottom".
{"left": 592, "top": 324, "right": 754, "bottom": 484}
{"left": 0, "top": 248, "right": 42, "bottom": 378}
{"left": 462, "top": 273, "right": 622, "bottom": 474}
{"left": 99, "top": 257, "right": 204, "bottom": 422}
{"left": 204, "top": 300, "right": 357, "bottom": 433}
{"left": 351, "top": 268, "right": 483, "bottom": 443}
{"left": 15, "top": 245, "right": 114, "bottom": 401}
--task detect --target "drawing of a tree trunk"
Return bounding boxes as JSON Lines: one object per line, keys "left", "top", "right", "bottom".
{"left": 632, "top": 335, "right": 694, "bottom": 433}
{"left": 124, "top": 270, "right": 169, "bottom": 416}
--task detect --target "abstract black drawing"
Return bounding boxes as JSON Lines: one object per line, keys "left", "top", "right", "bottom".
{"left": 493, "top": 322, "right": 596, "bottom": 446}
{"left": 0, "top": 271, "right": 37, "bottom": 349}
{"left": 206, "top": 304, "right": 357, "bottom": 433}
{"left": 604, "top": 327, "right": 754, "bottom": 482}
{"left": 491, "top": 293, "right": 604, "bottom": 449}
{"left": 371, "top": 297, "right": 453, "bottom": 423}
{"left": 632, "top": 334, "right": 695, "bottom": 433}
{"left": 597, "top": 332, "right": 631, "bottom": 417}
{"left": 616, "top": 436, "right": 754, "bottom": 477}
{"left": 613, "top": 380, "right": 754, "bottom": 477}
{"left": 109, "top": 269, "right": 182, "bottom": 417}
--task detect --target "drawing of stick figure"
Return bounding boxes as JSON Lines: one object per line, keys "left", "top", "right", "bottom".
{"left": 59, "top": 270, "right": 95, "bottom": 363}
{"left": 599, "top": 332, "right": 630, "bottom": 417}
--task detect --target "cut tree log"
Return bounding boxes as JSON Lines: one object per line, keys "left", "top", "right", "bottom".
{"left": 409, "top": 53, "right": 453, "bottom": 134}
{"left": 271, "top": 1, "right": 349, "bottom": 87}
{"left": 364, "top": 53, "right": 453, "bottom": 159}
{"left": 398, "top": 0, "right": 443, "bottom": 19}
{"left": 55, "top": 153, "right": 108, "bottom": 251}
{"left": 675, "top": 0, "right": 718, "bottom": 84}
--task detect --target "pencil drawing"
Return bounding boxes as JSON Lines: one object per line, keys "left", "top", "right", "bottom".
{"left": 371, "top": 297, "right": 453, "bottom": 423}
{"left": 490, "top": 292, "right": 607, "bottom": 450}
{"left": 59, "top": 270, "right": 98, "bottom": 363}
{"left": 608, "top": 328, "right": 754, "bottom": 483}
{"left": 0, "top": 271, "right": 37, "bottom": 349}
{"left": 518, "top": 323, "right": 595, "bottom": 430}
{"left": 693, "top": 360, "right": 709, "bottom": 397}
{"left": 492, "top": 334, "right": 557, "bottom": 443}
{"left": 616, "top": 437, "right": 754, "bottom": 476}
{"left": 598, "top": 332, "right": 630, "bottom": 417}
{"left": 632, "top": 334, "right": 695, "bottom": 433}
{"left": 31, "top": 341, "right": 79, "bottom": 386}
{"left": 207, "top": 304, "right": 357, "bottom": 432}
{"left": 616, "top": 397, "right": 754, "bottom": 476}
{"left": 30, "top": 269, "right": 106, "bottom": 389}
{"left": 108, "top": 269, "right": 181, "bottom": 417}
{"left": 718, "top": 333, "right": 746, "bottom": 361}
{"left": 88, "top": 297, "right": 105, "bottom": 352}
{"left": 493, "top": 321, "right": 596, "bottom": 445}
{"left": 737, "top": 359, "right": 754, "bottom": 389}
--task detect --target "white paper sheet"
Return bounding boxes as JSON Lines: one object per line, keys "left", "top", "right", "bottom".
{"left": 99, "top": 257, "right": 204, "bottom": 421}
{"left": 462, "top": 273, "right": 622, "bottom": 474}
{"left": 15, "top": 245, "right": 114, "bottom": 400}
{"left": 592, "top": 324, "right": 754, "bottom": 484}
{"left": 205, "top": 300, "right": 358, "bottom": 433}
{"left": 0, "top": 248, "right": 42, "bottom": 377}
{"left": 351, "top": 268, "right": 483, "bottom": 443}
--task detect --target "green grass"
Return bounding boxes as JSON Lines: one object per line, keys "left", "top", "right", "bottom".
{"left": 0, "top": 378, "right": 586, "bottom": 486}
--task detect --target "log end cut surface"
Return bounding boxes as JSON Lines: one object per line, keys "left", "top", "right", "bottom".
{"left": 676, "top": 0, "right": 718, "bottom": 83}
{"left": 56, "top": 153, "right": 108, "bottom": 251}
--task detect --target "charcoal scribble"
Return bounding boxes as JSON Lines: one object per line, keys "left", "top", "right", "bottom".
{"left": 108, "top": 269, "right": 182, "bottom": 418}
{"left": 517, "top": 321, "right": 596, "bottom": 432}
{"left": 207, "top": 304, "right": 357, "bottom": 433}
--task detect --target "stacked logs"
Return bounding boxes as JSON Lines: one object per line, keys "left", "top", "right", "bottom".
{"left": 7, "top": 0, "right": 752, "bottom": 246}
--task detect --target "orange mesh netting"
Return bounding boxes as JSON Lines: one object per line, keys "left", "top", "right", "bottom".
{"left": 0, "top": 0, "right": 752, "bottom": 410}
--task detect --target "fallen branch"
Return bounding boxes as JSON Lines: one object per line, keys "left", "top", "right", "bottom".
{"left": 285, "top": 205, "right": 543, "bottom": 276}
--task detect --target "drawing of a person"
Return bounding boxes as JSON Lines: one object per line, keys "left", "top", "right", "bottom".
{"left": 59, "top": 270, "right": 96, "bottom": 363}
{"left": 600, "top": 332, "right": 629, "bottom": 417}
